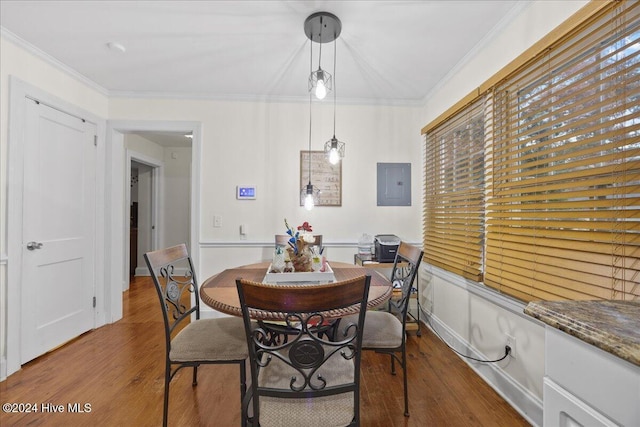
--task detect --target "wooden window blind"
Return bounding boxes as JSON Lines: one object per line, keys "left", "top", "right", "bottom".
{"left": 484, "top": 1, "right": 640, "bottom": 301}
{"left": 424, "top": 97, "right": 486, "bottom": 281}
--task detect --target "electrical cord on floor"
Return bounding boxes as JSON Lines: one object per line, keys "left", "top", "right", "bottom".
{"left": 423, "top": 314, "right": 511, "bottom": 363}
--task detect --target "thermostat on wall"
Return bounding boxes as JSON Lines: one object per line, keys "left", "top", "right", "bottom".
{"left": 236, "top": 185, "right": 256, "bottom": 200}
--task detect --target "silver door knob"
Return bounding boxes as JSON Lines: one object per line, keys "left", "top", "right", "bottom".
{"left": 26, "top": 241, "right": 43, "bottom": 250}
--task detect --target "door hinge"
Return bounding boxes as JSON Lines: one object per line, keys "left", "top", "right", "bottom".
{"left": 93, "top": 296, "right": 96, "bottom": 308}
{"left": 94, "top": 135, "right": 98, "bottom": 146}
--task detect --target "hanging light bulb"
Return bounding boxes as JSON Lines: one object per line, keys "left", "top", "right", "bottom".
{"left": 323, "top": 36, "right": 346, "bottom": 164}
{"left": 303, "top": 184, "right": 315, "bottom": 210}
{"left": 304, "top": 194, "right": 315, "bottom": 210}
{"left": 326, "top": 137, "right": 344, "bottom": 165}
{"left": 328, "top": 147, "right": 340, "bottom": 164}
{"left": 315, "top": 70, "right": 327, "bottom": 100}
{"left": 309, "top": 67, "right": 331, "bottom": 101}
{"left": 300, "top": 91, "right": 320, "bottom": 209}
{"left": 300, "top": 181, "right": 321, "bottom": 210}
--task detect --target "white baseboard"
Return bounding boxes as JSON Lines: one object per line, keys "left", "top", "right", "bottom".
{"left": 422, "top": 309, "right": 543, "bottom": 427}
{"left": 134, "top": 267, "right": 150, "bottom": 276}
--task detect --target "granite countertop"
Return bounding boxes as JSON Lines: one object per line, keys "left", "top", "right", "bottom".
{"left": 524, "top": 300, "right": 640, "bottom": 367}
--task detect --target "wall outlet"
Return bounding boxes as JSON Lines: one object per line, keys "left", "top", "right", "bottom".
{"left": 506, "top": 334, "right": 516, "bottom": 359}
{"left": 213, "top": 215, "right": 222, "bottom": 228}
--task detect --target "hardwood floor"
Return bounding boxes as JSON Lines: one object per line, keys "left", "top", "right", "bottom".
{"left": 1, "top": 276, "right": 529, "bottom": 426}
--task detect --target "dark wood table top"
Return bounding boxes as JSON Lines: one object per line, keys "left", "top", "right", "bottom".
{"left": 200, "top": 261, "right": 392, "bottom": 321}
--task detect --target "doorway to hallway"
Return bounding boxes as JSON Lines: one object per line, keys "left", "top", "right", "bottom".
{"left": 107, "top": 121, "right": 201, "bottom": 323}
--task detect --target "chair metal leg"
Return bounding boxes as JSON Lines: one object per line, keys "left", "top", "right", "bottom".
{"left": 192, "top": 365, "right": 198, "bottom": 386}
{"left": 402, "top": 347, "right": 409, "bottom": 417}
{"left": 240, "top": 360, "right": 247, "bottom": 427}
{"left": 390, "top": 354, "right": 396, "bottom": 375}
{"left": 163, "top": 364, "right": 171, "bottom": 427}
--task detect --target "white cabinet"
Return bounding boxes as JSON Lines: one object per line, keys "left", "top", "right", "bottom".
{"left": 543, "top": 327, "right": 640, "bottom": 427}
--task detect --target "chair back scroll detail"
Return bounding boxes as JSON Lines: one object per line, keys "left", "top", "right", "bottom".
{"left": 144, "top": 244, "right": 200, "bottom": 339}
{"left": 389, "top": 242, "right": 424, "bottom": 326}
{"left": 236, "top": 275, "right": 371, "bottom": 426}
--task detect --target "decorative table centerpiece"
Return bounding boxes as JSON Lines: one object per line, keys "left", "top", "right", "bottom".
{"left": 283, "top": 219, "right": 316, "bottom": 272}
{"left": 264, "top": 219, "right": 333, "bottom": 284}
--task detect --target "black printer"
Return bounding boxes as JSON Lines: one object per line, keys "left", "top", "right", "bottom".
{"left": 374, "top": 234, "right": 401, "bottom": 263}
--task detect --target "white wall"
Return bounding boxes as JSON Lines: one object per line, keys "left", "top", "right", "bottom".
{"left": 419, "top": 1, "right": 589, "bottom": 426}
{"left": 108, "top": 98, "right": 425, "bottom": 278}
{"left": 125, "top": 133, "right": 165, "bottom": 159}
{"left": 163, "top": 146, "right": 192, "bottom": 249}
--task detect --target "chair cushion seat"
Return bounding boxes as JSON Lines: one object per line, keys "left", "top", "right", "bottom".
{"left": 257, "top": 349, "right": 355, "bottom": 427}
{"left": 344, "top": 311, "right": 403, "bottom": 349}
{"left": 170, "top": 316, "right": 248, "bottom": 362}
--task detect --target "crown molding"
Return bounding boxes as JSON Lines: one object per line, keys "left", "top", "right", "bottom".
{"left": 1, "top": 26, "right": 109, "bottom": 96}
{"left": 109, "top": 90, "right": 425, "bottom": 107}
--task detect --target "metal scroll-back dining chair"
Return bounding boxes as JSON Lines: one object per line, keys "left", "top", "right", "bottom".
{"left": 144, "top": 244, "right": 249, "bottom": 427}
{"left": 344, "top": 241, "right": 423, "bottom": 417}
{"left": 236, "top": 275, "right": 371, "bottom": 427}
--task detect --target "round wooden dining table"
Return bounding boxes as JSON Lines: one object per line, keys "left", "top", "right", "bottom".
{"left": 199, "top": 261, "right": 393, "bottom": 321}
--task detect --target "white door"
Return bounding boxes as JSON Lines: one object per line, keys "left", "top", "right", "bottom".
{"left": 21, "top": 99, "right": 96, "bottom": 363}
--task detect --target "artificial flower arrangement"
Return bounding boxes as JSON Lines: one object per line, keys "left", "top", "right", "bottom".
{"left": 282, "top": 219, "right": 320, "bottom": 272}
{"left": 284, "top": 219, "right": 314, "bottom": 253}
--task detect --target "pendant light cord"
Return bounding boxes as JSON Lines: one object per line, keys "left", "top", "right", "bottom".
{"left": 308, "top": 38, "right": 313, "bottom": 185}
{"left": 308, "top": 92, "right": 312, "bottom": 185}
{"left": 333, "top": 37, "right": 337, "bottom": 137}
{"left": 318, "top": 16, "right": 323, "bottom": 70}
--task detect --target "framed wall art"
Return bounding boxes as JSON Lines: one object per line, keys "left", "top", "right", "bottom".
{"left": 300, "top": 151, "right": 342, "bottom": 207}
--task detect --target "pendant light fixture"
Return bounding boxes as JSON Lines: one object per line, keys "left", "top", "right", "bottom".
{"left": 309, "top": 41, "right": 331, "bottom": 100}
{"left": 304, "top": 12, "right": 341, "bottom": 101}
{"left": 324, "top": 36, "right": 346, "bottom": 165}
{"left": 301, "top": 12, "right": 341, "bottom": 209}
{"left": 301, "top": 92, "right": 320, "bottom": 210}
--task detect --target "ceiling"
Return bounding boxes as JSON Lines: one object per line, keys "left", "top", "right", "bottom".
{"left": 1, "top": 0, "right": 525, "bottom": 105}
